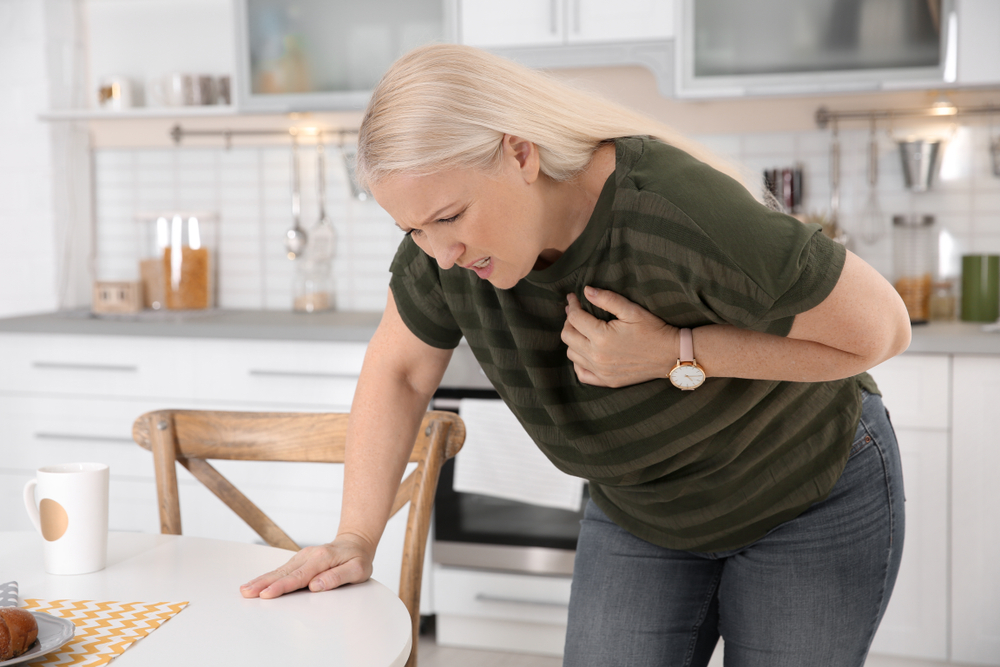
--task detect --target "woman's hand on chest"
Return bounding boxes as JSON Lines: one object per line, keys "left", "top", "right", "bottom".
{"left": 562, "top": 286, "right": 678, "bottom": 387}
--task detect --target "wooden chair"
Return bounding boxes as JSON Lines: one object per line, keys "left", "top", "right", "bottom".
{"left": 132, "top": 409, "right": 465, "bottom": 667}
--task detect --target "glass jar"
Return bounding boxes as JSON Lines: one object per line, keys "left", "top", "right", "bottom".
{"left": 292, "top": 217, "right": 336, "bottom": 313}
{"left": 892, "top": 215, "right": 936, "bottom": 324}
{"left": 140, "top": 214, "right": 217, "bottom": 311}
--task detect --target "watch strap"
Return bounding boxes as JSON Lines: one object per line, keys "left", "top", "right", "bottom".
{"left": 679, "top": 328, "right": 694, "bottom": 362}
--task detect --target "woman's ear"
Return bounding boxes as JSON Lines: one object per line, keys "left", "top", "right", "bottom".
{"left": 502, "top": 134, "right": 540, "bottom": 185}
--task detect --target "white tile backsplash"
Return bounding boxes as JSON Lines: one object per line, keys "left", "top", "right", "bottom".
{"left": 85, "top": 124, "right": 1000, "bottom": 313}
{"left": 92, "top": 145, "right": 398, "bottom": 311}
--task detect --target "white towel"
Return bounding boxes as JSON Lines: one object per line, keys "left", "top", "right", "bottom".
{"left": 454, "top": 398, "right": 584, "bottom": 511}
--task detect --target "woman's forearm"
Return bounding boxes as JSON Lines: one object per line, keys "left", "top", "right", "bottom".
{"left": 336, "top": 294, "right": 452, "bottom": 554}
{"left": 692, "top": 324, "right": 884, "bottom": 383}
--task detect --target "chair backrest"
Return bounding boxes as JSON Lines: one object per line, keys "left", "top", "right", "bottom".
{"left": 132, "top": 408, "right": 465, "bottom": 667}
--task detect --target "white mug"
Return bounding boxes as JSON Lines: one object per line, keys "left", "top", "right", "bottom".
{"left": 24, "top": 463, "right": 109, "bottom": 575}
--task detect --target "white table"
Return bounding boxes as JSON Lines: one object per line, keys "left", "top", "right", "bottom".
{"left": 0, "top": 531, "right": 412, "bottom": 666}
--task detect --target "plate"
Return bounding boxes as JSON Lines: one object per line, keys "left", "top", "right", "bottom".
{"left": 0, "top": 611, "right": 76, "bottom": 665}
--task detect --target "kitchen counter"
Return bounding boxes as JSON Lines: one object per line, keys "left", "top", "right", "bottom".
{"left": 0, "top": 309, "right": 382, "bottom": 342}
{"left": 2, "top": 310, "right": 1000, "bottom": 355}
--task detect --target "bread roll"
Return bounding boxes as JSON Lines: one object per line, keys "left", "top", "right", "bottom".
{"left": 0, "top": 607, "right": 39, "bottom": 660}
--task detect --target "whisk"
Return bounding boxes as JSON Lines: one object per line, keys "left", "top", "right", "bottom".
{"left": 860, "top": 119, "right": 885, "bottom": 244}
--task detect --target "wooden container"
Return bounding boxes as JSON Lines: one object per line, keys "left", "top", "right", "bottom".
{"left": 92, "top": 281, "right": 142, "bottom": 314}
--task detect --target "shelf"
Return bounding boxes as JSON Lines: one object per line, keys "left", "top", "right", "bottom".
{"left": 38, "top": 106, "right": 241, "bottom": 121}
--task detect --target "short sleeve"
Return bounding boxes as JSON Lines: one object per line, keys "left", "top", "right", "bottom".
{"left": 627, "top": 139, "right": 846, "bottom": 337}
{"left": 389, "top": 237, "right": 464, "bottom": 349}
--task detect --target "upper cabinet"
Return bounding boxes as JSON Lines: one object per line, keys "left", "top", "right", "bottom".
{"left": 459, "top": 0, "right": 673, "bottom": 48}
{"left": 674, "top": 0, "right": 1000, "bottom": 98}
{"left": 235, "top": 0, "right": 456, "bottom": 112}
{"left": 457, "top": 0, "right": 675, "bottom": 96}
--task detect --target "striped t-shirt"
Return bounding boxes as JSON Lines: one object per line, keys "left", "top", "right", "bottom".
{"left": 389, "top": 136, "right": 878, "bottom": 552}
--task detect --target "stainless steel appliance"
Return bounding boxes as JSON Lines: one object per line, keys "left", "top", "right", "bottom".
{"left": 432, "top": 343, "right": 585, "bottom": 576}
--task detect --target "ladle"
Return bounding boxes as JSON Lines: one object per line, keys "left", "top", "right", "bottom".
{"left": 860, "top": 119, "right": 885, "bottom": 244}
{"left": 285, "top": 136, "right": 308, "bottom": 259}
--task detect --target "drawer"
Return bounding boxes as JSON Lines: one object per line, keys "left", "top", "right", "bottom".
{"left": 190, "top": 339, "right": 366, "bottom": 407}
{"left": 868, "top": 354, "right": 949, "bottom": 430}
{"left": 0, "top": 394, "right": 196, "bottom": 476}
{"left": 0, "top": 333, "right": 194, "bottom": 399}
{"left": 433, "top": 566, "right": 572, "bottom": 625}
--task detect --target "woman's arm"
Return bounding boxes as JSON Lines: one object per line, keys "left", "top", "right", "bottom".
{"left": 240, "top": 289, "right": 453, "bottom": 598}
{"left": 562, "top": 250, "right": 910, "bottom": 387}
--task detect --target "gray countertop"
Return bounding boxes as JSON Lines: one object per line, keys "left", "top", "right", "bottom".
{"left": 2, "top": 310, "right": 1000, "bottom": 355}
{"left": 0, "top": 309, "right": 382, "bottom": 342}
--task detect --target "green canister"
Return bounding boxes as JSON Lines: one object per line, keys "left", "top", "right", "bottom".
{"left": 961, "top": 254, "right": 1000, "bottom": 322}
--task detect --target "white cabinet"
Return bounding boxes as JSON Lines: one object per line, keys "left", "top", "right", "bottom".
{"left": 433, "top": 565, "right": 571, "bottom": 656}
{"left": 951, "top": 355, "right": 1000, "bottom": 666}
{"left": 459, "top": 0, "right": 673, "bottom": 49}
{"left": 956, "top": 0, "right": 1000, "bottom": 86}
{"left": 867, "top": 355, "right": 950, "bottom": 662}
{"left": 0, "top": 332, "right": 427, "bottom": 603}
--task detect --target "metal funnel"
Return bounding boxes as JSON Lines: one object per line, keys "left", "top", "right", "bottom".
{"left": 898, "top": 140, "right": 942, "bottom": 192}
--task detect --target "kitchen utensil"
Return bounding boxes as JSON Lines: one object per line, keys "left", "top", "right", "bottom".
{"left": 898, "top": 139, "right": 942, "bottom": 191}
{"left": 309, "top": 139, "right": 335, "bottom": 263}
{"left": 860, "top": 120, "right": 885, "bottom": 244}
{"left": 293, "top": 139, "right": 336, "bottom": 312}
{"left": 829, "top": 122, "right": 841, "bottom": 227}
{"left": 285, "top": 137, "right": 308, "bottom": 259}
{"left": 341, "top": 143, "right": 368, "bottom": 201}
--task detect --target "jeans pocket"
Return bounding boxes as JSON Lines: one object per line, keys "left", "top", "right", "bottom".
{"left": 848, "top": 425, "right": 874, "bottom": 459}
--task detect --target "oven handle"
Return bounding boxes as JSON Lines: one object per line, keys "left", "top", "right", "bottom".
{"left": 474, "top": 593, "right": 568, "bottom": 609}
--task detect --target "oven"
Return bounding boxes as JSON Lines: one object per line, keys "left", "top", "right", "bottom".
{"left": 431, "top": 343, "right": 586, "bottom": 577}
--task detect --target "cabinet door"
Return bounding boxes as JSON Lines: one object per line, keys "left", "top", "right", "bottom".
{"left": 957, "top": 0, "right": 1000, "bottom": 85}
{"left": 868, "top": 427, "right": 949, "bottom": 661}
{"left": 460, "top": 0, "right": 564, "bottom": 47}
{"left": 868, "top": 354, "right": 950, "bottom": 430}
{"left": 567, "top": 0, "right": 674, "bottom": 44}
{"left": 951, "top": 355, "right": 1000, "bottom": 666}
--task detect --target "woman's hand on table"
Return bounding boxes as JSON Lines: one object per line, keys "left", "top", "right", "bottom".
{"left": 562, "top": 287, "right": 678, "bottom": 388}
{"left": 239, "top": 533, "right": 375, "bottom": 599}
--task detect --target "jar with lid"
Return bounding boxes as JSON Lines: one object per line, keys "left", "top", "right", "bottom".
{"left": 892, "top": 215, "right": 936, "bottom": 324}
{"left": 140, "top": 213, "right": 217, "bottom": 311}
{"left": 292, "top": 220, "right": 336, "bottom": 313}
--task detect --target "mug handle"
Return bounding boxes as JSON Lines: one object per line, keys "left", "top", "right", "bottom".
{"left": 23, "top": 479, "right": 42, "bottom": 534}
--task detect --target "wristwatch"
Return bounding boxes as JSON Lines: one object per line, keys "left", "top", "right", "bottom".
{"left": 668, "top": 328, "right": 706, "bottom": 390}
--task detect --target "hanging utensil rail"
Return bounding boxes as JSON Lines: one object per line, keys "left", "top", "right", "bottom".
{"left": 816, "top": 103, "right": 1000, "bottom": 128}
{"left": 169, "top": 125, "right": 358, "bottom": 148}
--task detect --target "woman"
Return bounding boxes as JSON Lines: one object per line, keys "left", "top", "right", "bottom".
{"left": 241, "top": 44, "right": 910, "bottom": 667}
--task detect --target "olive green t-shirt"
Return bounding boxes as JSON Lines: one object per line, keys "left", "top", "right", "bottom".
{"left": 389, "top": 136, "right": 878, "bottom": 552}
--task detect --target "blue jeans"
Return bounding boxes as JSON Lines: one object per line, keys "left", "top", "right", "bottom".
{"left": 564, "top": 390, "right": 905, "bottom": 667}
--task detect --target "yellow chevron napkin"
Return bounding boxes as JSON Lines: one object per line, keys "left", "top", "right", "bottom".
{"left": 23, "top": 599, "right": 188, "bottom": 666}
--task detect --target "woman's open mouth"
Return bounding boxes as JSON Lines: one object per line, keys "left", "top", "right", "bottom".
{"left": 468, "top": 257, "right": 493, "bottom": 279}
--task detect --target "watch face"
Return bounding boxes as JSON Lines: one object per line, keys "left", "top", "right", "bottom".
{"left": 670, "top": 364, "right": 705, "bottom": 389}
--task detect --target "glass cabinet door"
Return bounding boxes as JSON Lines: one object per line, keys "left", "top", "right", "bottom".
{"left": 235, "top": 0, "right": 449, "bottom": 111}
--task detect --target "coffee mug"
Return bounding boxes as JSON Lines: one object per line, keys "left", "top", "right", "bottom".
{"left": 961, "top": 254, "right": 1000, "bottom": 322}
{"left": 23, "top": 463, "right": 109, "bottom": 575}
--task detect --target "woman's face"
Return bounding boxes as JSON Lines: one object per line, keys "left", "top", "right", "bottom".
{"left": 370, "top": 137, "right": 556, "bottom": 290}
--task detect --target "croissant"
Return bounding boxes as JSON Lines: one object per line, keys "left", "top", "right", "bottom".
{"left": 0, "top": 607, "right": 39, "bottom": 661}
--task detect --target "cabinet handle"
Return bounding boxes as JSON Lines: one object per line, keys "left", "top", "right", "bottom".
{"left": 550, "top": 0, "right": 558, "bottom": 34}
{"left": 33, "top": 361, "right": 138, "bottom": 373}
{"left": 35, "top": 432, "right": 134, "bottom": 444}
{"left": 475, "top": 593, "right": 568, "bottom": 609}
{"left": 248, "top": 370, "right": 356, "bottom": 380}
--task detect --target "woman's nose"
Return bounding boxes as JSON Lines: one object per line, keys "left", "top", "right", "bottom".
{"left": 431, "top": 237, "right": 465, "bottom": 270}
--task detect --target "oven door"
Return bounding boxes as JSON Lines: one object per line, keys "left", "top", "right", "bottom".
{"left": 431, "top": 389, "right": 587, "bottom": 576}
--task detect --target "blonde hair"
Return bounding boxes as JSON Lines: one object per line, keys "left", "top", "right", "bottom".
{"left": 356, "top": 43, "right": 752, "bottom": 193}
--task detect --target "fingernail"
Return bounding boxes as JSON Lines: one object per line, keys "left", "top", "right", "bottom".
{"left": 310, "top": 580, "right": 325, "bottom": 592}
{"left": 585, "top": 286, "right": 597, "bottom": 296}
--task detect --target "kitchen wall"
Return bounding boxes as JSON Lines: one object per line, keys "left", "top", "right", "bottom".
{"left": 88, "top": 113, "right": 1000, "bottom": 310}
{"left": 5, "top": 2, "right": 1000, "bottom": 316}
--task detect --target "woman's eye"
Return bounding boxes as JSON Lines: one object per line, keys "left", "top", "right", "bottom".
{"left": 405, "top": 228, "right": 422, "bottom": 238}
{"left": 438, "top": 214, "right": 459, "bottom": 223}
